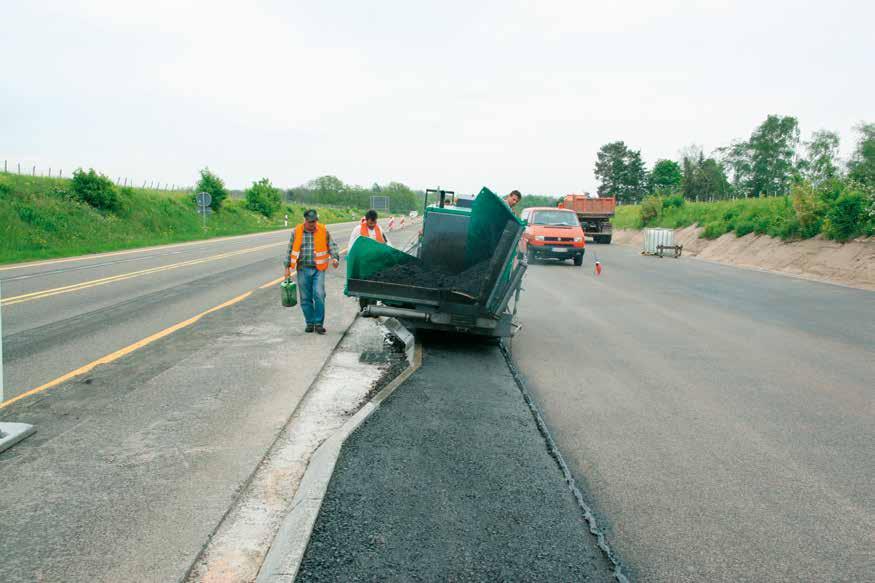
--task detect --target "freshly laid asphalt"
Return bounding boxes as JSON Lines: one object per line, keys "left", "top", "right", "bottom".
{"left": 295, "top": 339, "right": 617, "bottom": 582}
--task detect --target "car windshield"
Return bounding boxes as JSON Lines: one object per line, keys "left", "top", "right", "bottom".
{"left": 531, "top": 210, "right": 578, "bottom": 226}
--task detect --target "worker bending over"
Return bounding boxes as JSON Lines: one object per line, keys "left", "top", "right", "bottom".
{"left": 504, "top": 190, "right": 521, "bottom": 210}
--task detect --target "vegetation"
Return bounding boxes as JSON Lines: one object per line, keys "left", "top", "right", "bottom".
{"left": 614, "top": 180, "right": 873, "bottom": 242}
{"left": 195, "top": 168, "right": 229, "bottom": 211}
{"left": 288, "top": 175, "right": 424, "bottom": 213}
{"left": 71, "top": 168, "right": 119, "bottom": 211}
{"left": 245, "top": 178, "right": 282, "bottom": 217}
{"left": 0, "top": 172, "right": 360, "bottom": 264}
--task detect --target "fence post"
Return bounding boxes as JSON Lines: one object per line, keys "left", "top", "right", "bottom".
{"left": 32, "top": 166, "right": 35, "bottom": 176}
{"left": 3, "top": 160, "right": 6, "bottom": 173}
{"left": 48, "top": 168, "right": 52, "bottom": 178}
{"left": 17, "top": 163, "right": 20, "bottom": 174}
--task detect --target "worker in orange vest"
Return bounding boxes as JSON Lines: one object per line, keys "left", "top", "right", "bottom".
{"left": 348, "top": 209, "right": 390, "bottom": 250}
{"left": 283, "top": 209, "right": 340, "bottom": 334}
{"left": 348, "top": 209, "right": 390, "bottom": 313}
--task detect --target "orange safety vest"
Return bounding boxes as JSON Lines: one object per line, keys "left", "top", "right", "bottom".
{"left": 360, "top": 219, "right": 386, "bottom": 243}
{"left": 290, "top": 223, "right": 330, "bottom": 271}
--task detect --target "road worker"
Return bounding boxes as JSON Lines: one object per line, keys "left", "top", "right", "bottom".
{"left": 283, "top": 209, "right": 340, "bottom": 334}
{"left": 348, "top": 209, "right": 390, "bottom": 312}
{"left": 504, "top": 189, "right": 522, "bottom": 210}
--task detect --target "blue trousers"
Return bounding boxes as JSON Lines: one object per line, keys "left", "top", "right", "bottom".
{"left": 297, "top": 266, "right": 326, "bottom": 325}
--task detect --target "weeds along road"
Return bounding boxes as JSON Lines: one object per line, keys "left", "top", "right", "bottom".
{"left": 0, "top": 223, "right": 360, "bottom": 404}
{"left": 512, "top": 244, "right": 874, "bottom": 582}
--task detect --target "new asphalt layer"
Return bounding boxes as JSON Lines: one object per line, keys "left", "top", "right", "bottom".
{"left": 295, "top": 338, "right": 617, "bottom": 582}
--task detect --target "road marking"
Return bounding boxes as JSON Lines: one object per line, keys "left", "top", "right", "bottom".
{"left": 0, "top": 228, "right": 293, "bottom": 272}
{"left": 1, "top": 242, "right": 283, "bottom": 306}
{"left": 0, "top": 291, "right": 254, "bottom": 410}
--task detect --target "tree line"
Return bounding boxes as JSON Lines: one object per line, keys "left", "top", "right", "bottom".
{"left": 594, "top": 116, "right": 875, "bottom": 204}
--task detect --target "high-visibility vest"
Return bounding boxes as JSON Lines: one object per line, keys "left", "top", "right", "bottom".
{"left": 360, "top": 219, "right": 386, "bottom": 243}
{"left": 290, "top": 223, "right": 330, "bottom": 271}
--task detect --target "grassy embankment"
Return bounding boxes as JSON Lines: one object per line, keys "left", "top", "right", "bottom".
{"left": 0, "top": 173, "right": 361, "bottom": 264}
{"left": 614, "top": 190, "right": 874, "bottom": 242}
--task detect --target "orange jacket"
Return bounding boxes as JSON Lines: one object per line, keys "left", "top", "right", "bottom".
{"left": 360, "top": 219, "right": 386, "bottom": 243}
{"left": 290, "top": 223, "right": 330, "bottom": 271}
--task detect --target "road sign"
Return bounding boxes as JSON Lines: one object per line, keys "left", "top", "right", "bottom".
{"left": 196, "top": 192, "right": 212, "bottom": 229}
{"left": 370, "top": 196, "right": 389, "bottom": 212}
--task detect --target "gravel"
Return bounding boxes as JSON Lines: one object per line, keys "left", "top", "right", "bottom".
{"left": 368, "top": 261, "right": 491, "bottom": 297}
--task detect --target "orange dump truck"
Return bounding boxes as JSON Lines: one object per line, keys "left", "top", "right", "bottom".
{"left": 557, "top": 195, "right": 616, "bottom": 244}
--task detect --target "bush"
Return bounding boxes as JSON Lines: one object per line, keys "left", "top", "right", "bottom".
{"left": 791, "top": 182, "right": 824, "bottom": 239}
{"left": 823, "top": 191, "right": 865, "bottom": 241}
{"left": 639, "top": 195, "right": 662, "bottom": 226}
{"left": 245, "top": 178, "right": 282, "bottom": 217}
{"left": 195, "top": 168, "right": 229, "bottom": 211}
{"left": 662, "top": 193, "right": 685, "bottom": 209}
{"left": 71, "top": 168, "right": 119, "bottom": 211}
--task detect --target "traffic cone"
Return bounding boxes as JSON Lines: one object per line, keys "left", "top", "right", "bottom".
{"left": 594, "top": 261, "right": 602, "bottom": 276}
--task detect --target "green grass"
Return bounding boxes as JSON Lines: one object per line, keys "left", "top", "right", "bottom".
{"left": 0, "top": 173, "right": 362, "bottom": 264}
{"left": 614, "top": 193, "right": 873, "bottom": 241}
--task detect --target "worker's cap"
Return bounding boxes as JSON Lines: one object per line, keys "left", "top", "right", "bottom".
{"left": 303, "top": 209, "right": 318, "bottom": 221}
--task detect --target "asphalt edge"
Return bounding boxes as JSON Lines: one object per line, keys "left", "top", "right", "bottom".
{"left": 178, "top": 306, "right": 363, "bottom": 583}
{"left": 499, "top": 342, "right": 631, "bottom": 583}
{"left": 254, "top": 337, "right": 423, "bottom": 583}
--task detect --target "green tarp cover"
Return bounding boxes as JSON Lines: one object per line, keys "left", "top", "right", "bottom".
{"left": 463, "top": 187, "right": 524, "bottom": 269}
{"left": 345, "top": 236, "right": 419, "bottom": 294}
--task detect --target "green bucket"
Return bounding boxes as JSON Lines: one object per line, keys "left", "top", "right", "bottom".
{"left": 280, "top": 278, "right": 298, "bottom": 307}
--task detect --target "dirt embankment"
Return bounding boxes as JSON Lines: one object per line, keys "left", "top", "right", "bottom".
{"left": 613, "top": 226, "right": 875, "bottom": 291}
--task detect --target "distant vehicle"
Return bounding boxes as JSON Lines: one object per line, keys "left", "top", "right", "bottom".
{"left": 557, "top": 194, "right": 616, "bottom": 244}
{"left": 519, "top": 207, "right": 585, "bottom": 266}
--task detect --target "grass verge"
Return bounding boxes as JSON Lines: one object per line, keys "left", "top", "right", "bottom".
{"left": 0, "top": 173, "right": 361, "bottom": 264}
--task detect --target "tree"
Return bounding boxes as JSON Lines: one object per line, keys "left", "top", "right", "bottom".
{"left": 718, "top": 140, "right": 753, "bottom": 197}
{"left": 245, "top": 178, "right": 282, "bottom": 217}
{"left": 682, "top": 153, "right": 730, "bottom": 201}
{"left": 800, "top": 130, "right": 840, "bottom": 186}
{"left": 71, "top": 168, "right": 119, "bottom": 211}
{"left": 594, "top": 141, "right": 648, "bottom": 204}
{"left": 649, "top": 159, "right": 683, "bottom": 194}
{"left": 847, "top": 122, "right": 875, "bottom": 187}
{"left": 196, "top": 168, "right": 228, "bottom": 211}
{"left": 748, "top": 115, "right": 800, "bottom": 196}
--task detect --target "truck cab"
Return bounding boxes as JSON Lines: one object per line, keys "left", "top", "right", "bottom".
{"left": 519, "top": 207, "right": 585, "bottom": 266}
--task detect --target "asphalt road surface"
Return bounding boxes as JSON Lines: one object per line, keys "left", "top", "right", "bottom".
{"left": 512, "top": 244, "right": 874, "bottom": 582}
{"left": 1, "top": 221, "right": 371, "bottom": 403}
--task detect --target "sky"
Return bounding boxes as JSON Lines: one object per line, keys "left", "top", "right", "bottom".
{"left": 2, "top": 0, "right": 873, "bottom": 194}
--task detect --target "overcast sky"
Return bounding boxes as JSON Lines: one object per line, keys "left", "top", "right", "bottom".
{"left": 3, "top": 0, "right": 873, "bottom": 194}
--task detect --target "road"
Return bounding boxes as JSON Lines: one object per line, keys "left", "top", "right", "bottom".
{"left": 0, "top": 220, "right": 415, "bottom": 583}
{"left": 0, "top": 222, "right": 377, "bottom": 404}
{"left": 512, "top": 244, "right": 874, "bottom": 582}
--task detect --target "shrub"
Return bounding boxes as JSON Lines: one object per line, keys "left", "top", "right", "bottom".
{"left": 639, "top": 195, "right": 662, "bottom": 226}
{"left": 71, "top": 168, "right": 119, "bottom": 211}
{"left": 662, "top": 193, "right": 685, "bottom": 209}
{"left": 245, "top": 178, "right": 282, "bottom": 217}
{"left": 195, "top": 168, "right": 229, "bottom": 211}
{"left": 791, "top": 182, "right": 825, "bottom": 239}
{"left": 823, "top": 191, "right": 865, "bottom": 241}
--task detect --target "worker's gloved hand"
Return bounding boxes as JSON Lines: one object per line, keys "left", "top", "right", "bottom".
{"left": 332, "top": 258, "right": 340, "bottom": 269}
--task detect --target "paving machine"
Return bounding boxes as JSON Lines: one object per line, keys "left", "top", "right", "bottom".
{"left": 345, "top": 187, "right": 527, "bottom": 338}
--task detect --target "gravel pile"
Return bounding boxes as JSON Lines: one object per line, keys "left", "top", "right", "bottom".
{"left": 368, "top": 260, "right": 490, "bottom": 297}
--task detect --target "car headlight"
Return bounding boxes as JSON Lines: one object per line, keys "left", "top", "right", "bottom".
{"left": 573, "top": 237, "right": 583, "bottom": 242}
{"left": 535, "top": 235, "right": 545, "bottom": 241}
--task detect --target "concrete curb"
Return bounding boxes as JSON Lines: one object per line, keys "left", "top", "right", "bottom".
{"left": 255, "top": 338, "right": 423, "bottom": 583}
{"left": 0, "top": 422, "right": 36, "bottom": 453}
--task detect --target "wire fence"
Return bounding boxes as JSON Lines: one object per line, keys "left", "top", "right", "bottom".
{"left": 1, "top": 159, "right": 192, "bottom": 192}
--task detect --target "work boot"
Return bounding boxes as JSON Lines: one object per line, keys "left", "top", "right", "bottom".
{"left": 315, "top": 325, "right": 326, "bottom": 335}
{"left": 305, "top": 324, "right": 315, "bottom": 333}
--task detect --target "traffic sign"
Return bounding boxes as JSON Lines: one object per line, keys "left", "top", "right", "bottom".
{"left": 196, "top": 192, "right": 212, "bottom": 209}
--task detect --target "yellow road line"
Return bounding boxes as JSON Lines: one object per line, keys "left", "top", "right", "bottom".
{"left": 1, "top": 242, "right": 283, "bottom": 306}
{"left": 0, "top": 291, "right": 253, "bottom": 410}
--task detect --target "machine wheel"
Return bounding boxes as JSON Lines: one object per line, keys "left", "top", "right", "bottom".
{"left": 597, "top": 235, "right": 612, "bottom": 244}
{"left": 573, "top": 254, "right": 583, "bottom": 266}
